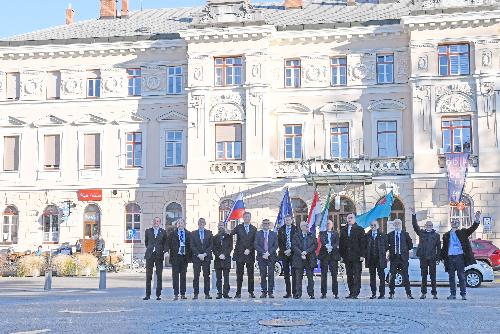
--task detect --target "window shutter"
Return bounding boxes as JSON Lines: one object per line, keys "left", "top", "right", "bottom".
{"left": 46, "top": 71, "right": 61, "bottom": 99}
{"left": 84, "top": 134, "right": 100, "bottom": 168}
{"left": 6, "top": 73, "right": 20, "bottom": 100}
{"left": 3, "top": 136, "right": 19, "bottom": 171}
{"left": 44, "top": 135, "right": 60, "bottom": 168}
{"left": 216, "top": 124, "right": 242, "bottom": 142}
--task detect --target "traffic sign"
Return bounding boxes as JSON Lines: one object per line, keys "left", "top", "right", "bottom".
{"left": 127, "top": 229, "right": 136, "bottom": 239}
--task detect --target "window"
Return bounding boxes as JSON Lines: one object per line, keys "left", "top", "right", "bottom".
{"left": 216, "top": 124, "right": 242, "bottom": 160}
{"left": 215, "top": 57, "right": 243, "bottom": 86}
{"left": 127, "top": 69, "right": 141, "bottom": 96}
{"left": 438, "top": 44, "right": 470, "bottom": 76}
{"left": 44, "top": 134, "right": 61, "bottom": 170}
{"left": 83, "top": 204, "right": 100, "bottom": 240}
{"left": 284, "top": 124, "right": 302, "bottom": 160}
{"left": 125, "top": 203, "right": 141, "bottom": 241}
{"left": 6, "top": 73, "right": 20, "bottom": 100}
{"left": 377, "top": 54, "right": 394, "bottom": 84}
{"left": 377, "top": 121, "right": 398, "bottom": 157}
{"left": 331, "top": 57, "right": 347, "bottom": 86}
{"left": 165, "top": 202, "right": 182, "bottom": 227}
{"left": 3, "top": 136, "right": 20, "bottom": 171}
{"left": 450, "top": 195, "right": 473, "bottom": 229}
{"left": 284, "top": 59, "right": 301, "bottom": 88}
{"left": 377, "top": 197, "right": 405, "bottom": 233}
{"left": 167, "top": 66, "right": 184, "bottom": 94}
{"left": 84, "top": 134, "right": 101, "bottom": 169}
{"left": 42, "top": 205, "right": 59, "bottom": 243}
{"left": 87, "top": 71, "right": 101, "bottom": 98}
{"left": 125, "top": 132, "right": 142, "bottom": 168}
{"left": 291, "top": 198, "right": 308, "bottom": 227}
{"left": 330, "top": 123, "right": 349, "bottom": 159}
{"left": 166, "top": 130, "right": 183, "bottom": 167}
{"left": 46, "top": 71, "right": 61, "bottom": 100}
{"left": 328, "top": 196, "right": 356, "bottom": 232}
{"left": 2, "top": 206, "right": 18, "bottom": 244}
{"left": 442, "top": 117, "right": 472, "bottom": 153}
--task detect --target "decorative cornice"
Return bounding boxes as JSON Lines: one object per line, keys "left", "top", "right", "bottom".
{"left": 402, "top": 10, "right": 500, "bottom": 30}
{"left": 112, "top": 113, "right": 150, "bottom": 124}
{"left": 0, "top": 116, "right": 26, "bottom": 127}
{"left": 32, "top": 114, "right": 67, "bottom": 127}
{"left": 179, "top": 25, "right": 275, "bottom": 43}
{"left": 72, "top": 114, "right": 107, "bottom": 125}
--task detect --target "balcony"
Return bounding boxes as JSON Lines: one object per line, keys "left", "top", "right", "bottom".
{"left": 437, "top": 154, "right": 479, "bottom": 168}
{"left": 209, "top": 161, "right": 245, "bottom": 175}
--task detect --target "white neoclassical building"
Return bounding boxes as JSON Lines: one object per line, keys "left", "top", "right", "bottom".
{"left": 0, "top": 0, "right": 499, "bottom": 257}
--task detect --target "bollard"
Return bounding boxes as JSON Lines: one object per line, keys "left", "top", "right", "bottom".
{"left": 44, "top": 270, "right": 52, "bottom": 291}
{"left": 99, "top": 267, "right": 106, "bottom": 289}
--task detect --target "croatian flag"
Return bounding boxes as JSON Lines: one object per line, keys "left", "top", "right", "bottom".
{"left": 224, "top": 193, "right": 246, "bottom": 225}
{"left": 274, "top": 187, "right": 293, "bottom": 232}
{"left": 356, "top": 191, "right": 394, "bottom": 228}
{"left": 307, "top": 191, "right": 321, "bottom": 233}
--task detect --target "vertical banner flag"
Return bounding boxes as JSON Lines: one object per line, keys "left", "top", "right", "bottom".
{"left": 274, "top": 187, "right": 293, "bottom": 232}
{"left": 445, "top": 153, "right": 469, "bottom": 204}
{"left": 356, "top": 191, "right": 394, "bottom": 228}
{"left": 316, "top": 190, "right": 332, "bottom": 255}
{"left": 307, "top": 191, "right": 320, "bottom": 232}
{"left": 224, "top": 193, "right": 246, "bottom": 225}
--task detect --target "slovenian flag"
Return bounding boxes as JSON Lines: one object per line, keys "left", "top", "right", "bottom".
{"left": 224, "top": 193, "right": 246, "bottom": 225}
{"left": 274, "top": 187, "right": 293, "bottom": 232}
{"left": 307, "top": 191, "right": 321, "bottom": 232}
{"left": 356, "top": 191, "right": 394, "bottom": 228}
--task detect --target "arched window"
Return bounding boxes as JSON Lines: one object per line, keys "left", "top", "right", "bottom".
{"left": 83, "top": 204, "right": 101, "bottom": 240}
{"left": 328, "top": 196, "right": 356, "bottom": 232}
{"left": 377, "top": 197, "right": 405, "bottom": 233}
{"left": 125, "top": 203, "right": 141, "bottom": 241}
{"left": 43, "top": 205, "right": 59, "bottom": 243}
{"left": 219, "top": 199, "right": 236, "bottom": 229}
{"left": 291, "top": 198, "right": 308, "bottom": 227}
{"left": 450, "top": 195, "right": 473, "bottom": 229}
{"left": 165, "top": 202, "right": 182, "bottom": 227}
{"left": 2, "top": 206, "right": 18, "bottom": 244}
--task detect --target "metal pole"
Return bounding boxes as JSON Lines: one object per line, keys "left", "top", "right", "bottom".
{"left": 99, "top": 267, "right": 106, "bottom": 289}
{"left": 131, "top": 235, "right": 134, "bottom": 270}
{"left": 44, "top": 247, "right": 52, "bottom": 291}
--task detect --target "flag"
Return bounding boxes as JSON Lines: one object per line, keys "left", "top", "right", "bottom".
{"left": 445, "top": 153, "right": 469, "bottom": 204}
{"left": 307, "top": 191, "right": 321, "bottom": 232}
{"left": 224, "top": 193, "right": 245, "bottom": 225}
{"left": 355, "top": 191, "right": 394, "bottom": 228}
{"left": 315, "top": 190, "right": 332, "bottom": 255}
{"left": 274, "top": 188, "right": 293, "bottom": 232}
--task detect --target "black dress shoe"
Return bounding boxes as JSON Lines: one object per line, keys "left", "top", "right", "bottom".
{"left": 334, "top": 295, "right": 339, "bottom": 299}
{"left": 321, "top": 294, "right": 326, "bottom": 299}
{"left": 268, "top": 294, "right": 274, "bottom": 299}
{"left": 351, "top": 295, "right": 358, "bottom": 299}
{"left": 388, "top": 294, "right": 394, "bottom": 299}
{"left": 156, "top": 296, "right": 161, "bottom": 301}
{"left": 180, "top": 295, "right": 187, "bottom": 300}
{"left": 249, "top": 293, "right": 256, "bottom": 298}
{"left": 234, "top": 293, "right": 241, "bottom": 299}
{"left": 143, "top": 296, "right": 150, "bottom": 300}
{"left": 433, "top": 295, "right": 438, "bottom": 300}
{"left": 283, "top": 294, "right": 292, "bottom": 299}
{"left": 173, "top": 296, "right": 179, "bottom": 301}
{"left": 309, "top": 296, "right": 315, "bottom": 299}
{"left": 216, "top": 294, "right": 223, "bottom": 300}
{"left": 205, "top": 295, "right": 212, "bottom": 300}
{"left": 260, "top": 293, "right": 267, "bottom": 298}
{"left": 369, "top": 295, "right": 376, "bottom": 299}
{"left": 192, "top": 294, "right": 198, "bottom": 300}
{"left": 407, "top": 294, "right": 414, "bottom": 300}
{"left": 293, "top": 295, "right": 301, "bottom": 299}
{"left": 345, "top": 295, "right": 352, "bottom": 299}
{"left": 378, "top": 295, "right": 385, "bottom": 299}
{"left": 223, "top": 294, "right": 232, "bottom": 299}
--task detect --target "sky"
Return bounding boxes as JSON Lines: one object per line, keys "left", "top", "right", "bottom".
{"left": 0, "top": 0, "right": 277, "bottom": 38}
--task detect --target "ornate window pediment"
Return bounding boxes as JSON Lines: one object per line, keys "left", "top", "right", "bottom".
{"left": 210, "top": 103, "right": 245, "bottom": 122}
{"left": 319, "top": 101, "right": 360, "bottom": 113}
{"left": 436, "top": 93, "right": 475, "bottom": 114}
{"left": 277, "top": 103, "right": 311, "bottom": 115}
{"left": 0, "top": 116, "right": 26, "bottom": 127}
{"left": 33, "top": 115, "right": 67, "bottom": 127}
{"left": 157, "top": 110, "right": 188, "bottom": 122}
{"left": 113, "top": 113, "right": 150, "bottom": 124}
{"left": 72, "top": 114, "right": 107, "bottom": 125}
{"left": 368, "top": 99, "right": 406, "bottom": 112}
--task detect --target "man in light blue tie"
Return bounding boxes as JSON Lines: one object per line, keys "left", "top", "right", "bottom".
{"left": 255, "top": 219, "right": 278, "bottom": 298}
{"left": 167, "top": 218, "right": 191, "bottom": 300}
{"left": 278, "top": 214, "right": 297, "bottom": 298}
{"left": 387, "top": 219, "right": 413, "bottom": 299}
{"left": 191, "top": 218, "right": 213, "bottom": 300}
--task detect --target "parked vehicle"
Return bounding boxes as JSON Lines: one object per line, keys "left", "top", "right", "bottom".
{"left": 385, "top": 247, "right": 494, "bottom": 288}
{"left": 254, "top": 260, "right": 345, "bottom": 276}
{"left": 471, "top": 239, "right": 500, "bottom": 271}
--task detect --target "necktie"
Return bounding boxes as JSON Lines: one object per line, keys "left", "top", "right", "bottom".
{"left": 372, "top": 232, "right": 376, "bottom": 240}
{"left": 348, "top": 226, "right": 351, "bottom": 237}
{"left": 286, "top": 227, "right": 291, "bottom": 249}
{"left": 200, "top": 229, "right": 204, "bottom": 242}
{"left": 264, "top": 232, "right": 268, "bottom": 252}
{"left": 303, "top": 233, "right": 307, "bottom": 250}
{"left": 396, "top": 232, "right": 400, "bottom": 255}
{"left": 327, "top": 232, "right": 331, "bottom": 246}
{"left": 245, "top": 225, "right": 249, "bottom": 234}
{"left": 180, "top": 230, "right": 185, "bottom": 255}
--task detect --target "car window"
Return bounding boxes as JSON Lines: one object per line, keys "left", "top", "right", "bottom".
{"left": 472, "top": 242, "right": 486, "bottom": 250}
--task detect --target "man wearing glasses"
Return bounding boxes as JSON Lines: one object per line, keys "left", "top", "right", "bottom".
{"left": 363, "top": 221, "right": 387, "bottom": 299}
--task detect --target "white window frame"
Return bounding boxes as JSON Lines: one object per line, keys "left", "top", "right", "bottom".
{"left": 376, "top": 54, "right": 394, "bottom": 84}
{"left": 125, "top": 203, "right": 142, "bottom": 242}
{"left": 159, "top": 121, "right": 186, "bottom": 178}
{"left": 370, "top": 111, "right": 402, "bottom": 158}
{"left": 118, "top": 127, "right": 147, "bottom": 179}
{"left": 0, "top": 132, "right": 22, "bottom": 177}
{"left": 2, "top": 206, "right": 19, "bottom": 244}
{"left": 37, "top": 128, "right": 63, "bottom": 180}
{"left": 87, "top": 78, "right": 101, "bottom": 98}
{"left": 165, "top": 130, "right": 184, "bottom": 167}
{"left": 77, "top": 129, "right": 104, "bottom": 179}
{"left": 167, "top": 66, "right": 184, "bottom": 95}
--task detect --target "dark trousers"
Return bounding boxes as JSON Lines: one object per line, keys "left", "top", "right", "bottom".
{"left": 258, "top": 259, "right": 275, "bottom": 294}
{"left": 171, "top": 257, "right": 188, "bottom": 296}
{"left": 389, "top": 256, "right": 411, "bottom": 295}
{"left": 236, "top": 261, "right": 254, "bottom": 294}
{"left": 345, "top": 260, "right": 362, "bottom": 297}
{"left": 145, "top": 253, "right": 163, "bottom": 297}
{"left": 282, "top": 255, "right": 296, "bottom": 296}
{"left": 368, "top": 263, "right": 385, "bottom": 297}
{"left": 320, "top": 258, "right": 338, "bottom": 296}
{"left": 193, "top": 260, "right": 211, "bottom": 296}
{"left": 420, "top": 258, "right": 437, "bottom": 295}
{"left": 448, "top": 254, "right": 467, "bottom": 296}
{"left": 295, "top": 262, "right": 314, "bottom": 297}
{"left": 215, "top": 268, "right": 230, "bottom": 296}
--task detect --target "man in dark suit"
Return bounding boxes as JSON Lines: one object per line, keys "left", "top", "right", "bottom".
{"left": 143, "top": 217, "right": 168, "bottom": 300}
{"left": 318, "top": 220, "right": 341, "bottom": 299}
{"left": 213, "top": 222, "right": 233, "bottom": 299}
{"left": 292, "top": 221, "right": 318, "bottom": 299}
{"left": 277, "top": 214, "right": 297, "bottom": 298}
{"left": 441, "top": 211, "right": 481, "bottom": 300}
{"left": 387, "top": 219, "right": 414, "bottom": 299}
{"left": 230, "top": 211, "right": 257, "bottom": 298}
{"left": 167, "top": 218, "right": 191, "bottom": 300}
{"left": 363, "top": 220, "right": 387, "bottom": 299}
{"left": 339, "top": 213, "right": 365, "bottom": 299}
{"left": 411, "top": 208, "right": 441, "bottom": 299}
{"left": 254, "top": 219, "right": 278, "bottom": 298}
{"left": 190, "top": 218, "right": 213, "bottom": 300}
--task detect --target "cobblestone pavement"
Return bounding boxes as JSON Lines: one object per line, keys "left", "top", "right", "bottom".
{"left": 1, "top": 270, "right": 499, "bottom": 334}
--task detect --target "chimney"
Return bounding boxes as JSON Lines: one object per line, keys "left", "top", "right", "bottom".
{"left": 121, "top": 0, "right": 129, "bottom": 17}
{"left": 346, "top": 0, "right": 356, "bottom": 6}
{"left": 66, "top": 4, "right": 74, "bottom": 25}
{"left": 284, "top": 0, "right": 303, "bottom": 9}
{"left": 100, "top": 0, "right": 117, "bottom": 19}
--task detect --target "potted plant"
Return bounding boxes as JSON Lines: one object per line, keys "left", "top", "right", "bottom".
{"left": 75, "top": 253, "right": 98, "bottom": 277}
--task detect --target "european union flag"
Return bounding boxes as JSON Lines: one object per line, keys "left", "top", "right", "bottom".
{"left": 356, "top": 191, "right": 394, "bottom": 228}
{"left": 274, "top": 188, "right": 293, "bottom": 231}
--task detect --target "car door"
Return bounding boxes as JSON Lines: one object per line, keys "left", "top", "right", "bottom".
{"left": 436, "top": 261, "right": 448, "bottom": 282}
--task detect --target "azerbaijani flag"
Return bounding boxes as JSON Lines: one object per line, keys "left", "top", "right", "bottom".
{"left": 307, "top": 191, "right": 321, "bottom": 233}
{"left": 356, "top": 191, "right": 394, "bottom": 228}
{"left": 224, "top": 193, "right": 246, "bottom": 225}
{"left": 316, "top": 190, "right": 331, "bottom": 255}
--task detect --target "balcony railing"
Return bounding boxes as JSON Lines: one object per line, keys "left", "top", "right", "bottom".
{"left": 209, "top": 161, "right": 245, "bottom": 174}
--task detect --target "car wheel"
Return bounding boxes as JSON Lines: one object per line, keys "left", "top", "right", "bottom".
{"left": 393, "top": 272, "right": 403, "bottom": 287}
{"left": 465, "top": 270, "right": 482, "bottom": 288}
{"left": 338, "top": 262, "right": 346, "bottom": 276}
{"left": 274, "top": 262, "right": 283, "bottom": 275}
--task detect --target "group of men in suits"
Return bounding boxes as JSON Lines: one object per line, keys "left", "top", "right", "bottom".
{"left": 143, "top": 208, "right": 482, "bottom": 301}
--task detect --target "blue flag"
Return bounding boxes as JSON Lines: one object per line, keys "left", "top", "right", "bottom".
{"left": 356, "top": 191, "right": 394, "bottom": 228}
{"left": 274, "top": 188, "right": 293, "bottom": 232}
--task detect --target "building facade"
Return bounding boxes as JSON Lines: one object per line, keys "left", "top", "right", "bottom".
{"left": 0, "top": 0, "right": 499, "bottom": 257}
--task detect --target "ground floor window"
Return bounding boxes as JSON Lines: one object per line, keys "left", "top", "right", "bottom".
{"left": 43, "top": 205, "right": 59, "bottom": 243}
{"left": 2, "top": 205, "right": 18, "bottom": 244}
{"left": 328, "top": 196, "right": 356, "bottom": 232}
{"left": 125, "top": 203, "right": 141, "bottom": 241}
{"left": 450, "top": 195, "right": 473, "bottom": 229}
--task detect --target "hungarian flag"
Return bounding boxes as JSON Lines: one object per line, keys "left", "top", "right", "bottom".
{"left": 224, "top": 193, "right": 246, "bottom": 225}
{"left": 307, "top": 191, "right": 321, "bottom": 233}
{"left": 316, "top": 190, "right": 331, "bottom": 255}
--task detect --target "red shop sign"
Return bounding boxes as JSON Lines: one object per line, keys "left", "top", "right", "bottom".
{"left": 78, "top": 189, "right": 103, "bottom": 202}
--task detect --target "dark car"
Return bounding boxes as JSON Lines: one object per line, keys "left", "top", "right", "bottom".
{"left": 471, "top": 239, "right": 500, "bottom": 271}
